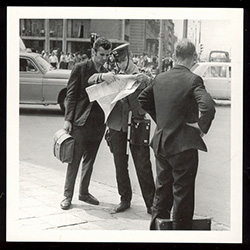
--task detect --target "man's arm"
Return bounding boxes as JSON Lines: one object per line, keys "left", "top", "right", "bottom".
{"left": 193, "top": 76, "right": 216, "bottom": 134}
{"left": 137, "top": 84, "right": 156, "bottom": 122}
{"left": 88, "top": 72, "right": 120, "bottom": 85}
{"left": 126, "top": 73, "right": 153, "bottom": 112}
{"left": 64, "top": 64, "right": 82, "bottom": 131}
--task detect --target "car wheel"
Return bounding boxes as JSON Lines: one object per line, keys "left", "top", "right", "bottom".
{"left": 59, "top": 90, "right": 66, "bottom": 114}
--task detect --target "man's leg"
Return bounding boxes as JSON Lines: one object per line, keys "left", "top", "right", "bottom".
{"left": 110, "top": 129, "right": 132, "bottom": 204}
{"left": 150, "top": 155, "right": 174, "bottom": 230}
{"left": 130, "top": 144, "right": 155, "bottom": 210}
{"left": 169, "top": 149, "right": 198, "bottom": 230}
{"left": 79, "top": 123, "right": 106, "bottom": 196}
{"left": 63, "top": 126, "right": 84, "bottom": 199}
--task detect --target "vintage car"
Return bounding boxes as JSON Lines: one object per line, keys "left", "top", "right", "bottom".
{"left": 20, "top": 50, "right": 71, "bottom": 112}
{"left": 208, "top": 50, "right": 231, "bottom": 62}
{"left": 191, "top": 62, "right": 231, "bottom": 100}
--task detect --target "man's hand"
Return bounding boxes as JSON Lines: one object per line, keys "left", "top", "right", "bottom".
{"left": 63, "top": 121, "right": 72, "bottom": 134}
{"left": 102, "top": 72, "right": 120, "bottom": 84}
{"left": 136, "top": 73, "right": 150, "bottom": 83}
{"left": 136, "top": 73, "right": 151, "bottom": 88}
{"left": 186, "top": 122, "right": 205, "bottom": 137}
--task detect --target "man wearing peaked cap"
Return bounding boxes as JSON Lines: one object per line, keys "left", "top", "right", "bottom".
{"left": 112, "top": 43, "right": 129, "bottom": 62}
{"left": 88, "top": 43, "right": 155, "bottom": 215}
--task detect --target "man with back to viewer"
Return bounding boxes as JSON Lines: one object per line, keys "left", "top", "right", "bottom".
{"left": 138, "top": 39, "right": 216, "bottom": 230}
{"left": 60, "top": 37, "right": 119, "bottom": 210}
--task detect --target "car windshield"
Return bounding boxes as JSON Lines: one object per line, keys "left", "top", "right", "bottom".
{"left": 209, "top": 51, "right": 230, "bottom": 62}
{"left": 35, "top": 55, "right": 54, "bottom": 71}
{"left": 210, "top": 52, "right": 227, "bottom": 59}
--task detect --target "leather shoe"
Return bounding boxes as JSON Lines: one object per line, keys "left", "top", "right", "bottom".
{"left": 60, "top": 197, "right": 72, "bottom": 210}
{"left": 113, "top": 201, "right": 131, "bottom": 213}
{"left": 79, "top": 193, "right": 99, "bottom": 205}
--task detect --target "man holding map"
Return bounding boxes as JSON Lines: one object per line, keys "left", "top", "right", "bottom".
{"left": 60, "top": 37, "right": 118, "bottom": 210}
{"left": 88, "top": 44, "right": 155, "bottom": 214}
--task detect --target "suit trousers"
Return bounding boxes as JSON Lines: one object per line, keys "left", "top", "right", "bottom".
{"left": 150, "top": 149, "right": 198, "bottom": 230}
{"left": 63, "top": 104, "right": 105, "bottom": 199}
{"left": 109, "top": 128, "right": 155, "bottom": 208}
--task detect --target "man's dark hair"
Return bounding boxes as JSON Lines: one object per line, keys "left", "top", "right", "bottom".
{"left": 93, "top": 37, "right": 112, "bottom": 52}
{"left": 175, "top": 39, "right": 196, "bottom": 60}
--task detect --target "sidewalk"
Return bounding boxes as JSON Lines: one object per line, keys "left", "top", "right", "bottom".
{"left": 18, "top": 161, "right": 229, "bottom": 231}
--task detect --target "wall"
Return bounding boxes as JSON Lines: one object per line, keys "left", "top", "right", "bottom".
{"left": 90, "top": 19, "right": 123, "bottom": 40}
{"left": 129, "top": 20, "right": 146, "bottom": 54}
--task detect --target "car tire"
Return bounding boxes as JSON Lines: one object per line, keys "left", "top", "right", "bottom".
{"left": 58, "top": 90, "right": 67, "bottom": 114}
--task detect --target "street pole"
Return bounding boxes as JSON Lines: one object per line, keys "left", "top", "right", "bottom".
{"left": 62, "top": 19, "right": 67, "bottom": 53}
{"left": 44, "top": 19, "right": 50, "bottom": 53}
{"left": 183, "top": 19, "right": 188, "bottom": 39}
{"left": 157, "top": 19, "right": 164, "bottom": 74}
{"left": 198, "top": 20, "right": 202, "bottom": 61}
{"left": 198, "top": 20, "right": 201, "bottom": 44}
{"left": 195, "top": 23, "right": 197, "bottom": 48}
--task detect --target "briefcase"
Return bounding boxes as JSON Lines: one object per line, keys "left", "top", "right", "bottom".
{"left": 53, "top": 129, "right": 75, "bottom": 163}
{"left": 130, "top": 118, "right": 151, "bottom": 146}
{"left": 155, "top": 218, "right": 211, "bottom": 230}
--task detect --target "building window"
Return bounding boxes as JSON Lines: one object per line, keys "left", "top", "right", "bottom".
{"left": 49, "top": 19, "right": 63, "bottom": 38}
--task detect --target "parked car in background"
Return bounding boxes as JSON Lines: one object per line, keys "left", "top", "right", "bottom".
{"left": 191, "top": 62, "right": 231, "bottom": 100}
{"left": 208, "top": 50, "right": 231, "bottom": 62}
{"left": 20, "top": 50, "right": 71, "bottom": 112}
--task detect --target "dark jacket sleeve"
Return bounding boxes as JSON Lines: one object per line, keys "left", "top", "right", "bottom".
{"left": 193, "top": 76, "right": 216, "bottom": 134}
{"left": 65, "top": 64, "right": 82, "bottom": 122}
{"left": 137, "top": 84, "right": 156, "bottom": 122}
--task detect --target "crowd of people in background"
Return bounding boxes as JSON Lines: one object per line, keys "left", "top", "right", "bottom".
{"left": 41, "top": 49, "right": 173, "bottom": 75}
{"left": 41, "top": 50, "right": 89, "bottom": 70}
{"left": 132, "top": 53, "right": 173, "bottom": 75}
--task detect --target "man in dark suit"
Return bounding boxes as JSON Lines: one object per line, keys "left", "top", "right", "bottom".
{"left": 138, "top": 39, "right": 216, "bottom": 230}
{"left": 60, "top": 37, "right": 118, "bottom": 210}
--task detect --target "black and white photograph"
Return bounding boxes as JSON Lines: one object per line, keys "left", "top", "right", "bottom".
{"left": 6, "top": 7, "right": 243, "bottom": 243}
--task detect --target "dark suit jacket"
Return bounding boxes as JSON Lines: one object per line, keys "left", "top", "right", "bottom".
{"left": 138, "top": 65, "right": 216, "bottom": 157}
{"left": 65, "top": 59, "right": 107, "bottom": 126}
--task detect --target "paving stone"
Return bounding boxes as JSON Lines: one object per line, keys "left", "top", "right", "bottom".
{"left": 18, "top": 217, "right": 53, "bottom": 230}
{"left": 19, "top": 197, "right": 45, "bottom": 208}
{"left": 20, "top": 205, "right": 61, "bottom": 218}
{"left": 40, "top": 213, "right": 87, "bottom": 227}
{"left": 53, "top": 223, "right": 89, "bottom": 230}
{"left": 90, "top": 218, "right": 142, "bottom": 230}
{"left": 73, "top": 208, "right": 115, "bottom": 222}
{"left": 211, "top": 222, "right": 230, "bottom": 231}
{"left": 72, "top": 222, "right": 104, "bottom": 230}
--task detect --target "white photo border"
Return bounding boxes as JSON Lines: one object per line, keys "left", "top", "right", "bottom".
{"left": 7, "top": 7, "right": 243, "bottom": 243}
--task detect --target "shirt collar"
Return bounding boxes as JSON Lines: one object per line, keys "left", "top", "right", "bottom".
{"left": 173, "top": 64, "right": 191, "bottom": 71}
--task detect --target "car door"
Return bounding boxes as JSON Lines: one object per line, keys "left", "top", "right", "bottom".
{"left": 203, "top": 65, "right": 229, "bottom": 99}
{"left": 20, "top": 57, "right": 44, "bottom": 103}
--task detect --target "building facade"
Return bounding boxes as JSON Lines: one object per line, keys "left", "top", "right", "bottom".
{"left": 20, "top": 19, "right": 177, "bottom": 58}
